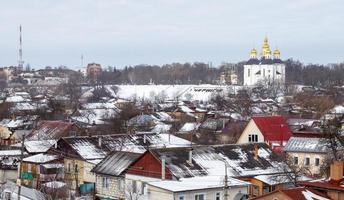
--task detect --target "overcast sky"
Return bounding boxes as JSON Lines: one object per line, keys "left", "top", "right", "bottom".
{"left": 0, "top": 0, "right": 343, "bottom": 69}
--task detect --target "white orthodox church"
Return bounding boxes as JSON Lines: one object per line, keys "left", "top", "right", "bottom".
{"left": 243, "top": 37, "right": 285, "bottom": 86}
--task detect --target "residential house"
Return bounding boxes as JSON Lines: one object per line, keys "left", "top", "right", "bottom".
{"left": 0, "top": 148, "right": 23, "bottom": 183}
{"left": 20, "top": 153, "right": 64, "bottom": 189}
{"left": 54, "top": 137, "right": 108, "bottom": 195}
{"left": 147, "top": 176, "right": 250, "bottom": 200}
{"left": 284, "top": 137, "right": 328, "bottom": 176}
{"left": 91, "top": 151, "right": 141, "bottom": 200}
{"left": 300, "top": 161, "right": 344, "bottom": 200}
{"left": 237, "top": 116, "right": 292, "bottom": 151}
{"left": 250, "top": 187, "right": 330, "bottom": 200}
{"left": 56, "top": 133, "right": 191, "bottom": 196}
{"left": 1, "top": 181, "right": 46, "bottom": 200}
{"left": 125, "top": 143, "right": 286, "bottom": 199}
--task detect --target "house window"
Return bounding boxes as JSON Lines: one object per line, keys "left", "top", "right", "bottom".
{"left": 195, "top": 194, "right": 205, "bottom": 200}
{"left": 102, "top": 177, "right": 109, "bottom": 189}
{"left": 315, "top": 158, "right": 320, "bottom": 166}
{"left": 248, "top": 134, "right": 258, "bottom": 142}
{"left": 294, "top": 156, "right": 298, "bottom": 165}
{"left": 27, "top": 163, "right": 32, "bottom": 172}
{"left": 248, "top": 69, "right": 250, "bottom": 77}
{"left": 263, "top": 69, "right": 265, "bottom": 76}
{"left": 179, "top": 195, "right": 185, "bottom": 200}
{"left": 132, "top": 180, "right": 137, "bottom": 193}
{"left": 215, "top": 192, "right": 221, "bottom": 200}
{"left": 119, "top": 179, "right": 125, "bottom": 191}
{"left": 4, "top": 192, "right": 11, "bottom": 200}
{"left": 141, "top": 182, "right": 146, "bottom": 195}
{"left": 305, "top": 157, "right": 310, "bottom": 166}
{"left": 74, "top": 163, "right": 78, "bottom": 172}
{"left": 68, "top": 163, "right": 71, "bottom": 172}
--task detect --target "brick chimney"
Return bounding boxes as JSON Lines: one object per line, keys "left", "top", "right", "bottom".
{"left": 330, "top": 160, "right": 344, "bottom": 181}
{"left": 253, "top": 144, "right": 259, "bottom": 160}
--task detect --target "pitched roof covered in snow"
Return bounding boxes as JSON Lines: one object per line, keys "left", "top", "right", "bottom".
{"left": 130, "top": 143, "right": 281, "bottom": 179}
{"left": 148, "top": 176, "right": 250, "bottom": 192}
{"left": 58, "top": 133, "right": 191, "bottom": 159}
{"left": 150, "top": 147, "right": 208, "bottom": 179}
{"left": 58, "top": 137, "right": 107, "bottom": 160}
{"left": 284, "top": 137, "right": 328, "bottom": 153}
{"left": 252, "top": 116, "right": 292, "bottom": 141}
{"left": 23, "top": 153, "right": 60, "bottom": 164}
{"left": 91, "top": 151, "right": 141, "bottom": 176}
{"left": 27, "top": 120, "right": 75, "bottom": 140}
{"left": 12, "top": 140, "right": 56, "bottom": 153}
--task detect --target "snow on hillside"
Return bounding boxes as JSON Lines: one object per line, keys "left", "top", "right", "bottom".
{"left": 115, "top": 84, "right": 242, "bottom": 102}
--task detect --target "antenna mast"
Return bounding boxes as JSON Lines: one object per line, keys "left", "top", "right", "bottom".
{"left": 18, "top": 25, "right": 24, "bottom": 70}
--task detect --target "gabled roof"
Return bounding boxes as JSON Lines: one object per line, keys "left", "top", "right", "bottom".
{"left": 149, "top": 147, "right": 208, "bottom": 179}
{"left": 284, "top": 137, "right": 328, "bottom": 153}
{"left": 91, "top": 151, "right": 141, "bottom": 176}
{"left": 27, "top": 120, "right": 75, "bottom": 140}
{"left": 23, "top": 153, "right": 60, "bottom": 164}
{"left": 252, "top": 116, "right": 292, "bottom": 141}
{"left": 128, "top": 143, "right": 282, "bottom": 179}
{"left": 59, "top": 137, "right": 107, "bottom": 160}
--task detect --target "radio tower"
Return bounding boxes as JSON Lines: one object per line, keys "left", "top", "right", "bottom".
{"left": 18, "top": 25, "right": 24, "bottom": 70}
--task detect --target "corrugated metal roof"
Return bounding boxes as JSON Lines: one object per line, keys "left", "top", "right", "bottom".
{"left": 284, "top": 137, "right": 328, "bottom": 153}
{"left": 92, "top": 151, "right": 140, "bottom": 176}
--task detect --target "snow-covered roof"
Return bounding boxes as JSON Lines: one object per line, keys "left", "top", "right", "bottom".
{"left": 0, "top": 149, "right": 22, "bottom": 156}
{"left": 254, "top": 174, "right": 311, "bottom": 185}
{"left": 284, "top": 137, "right": 328, "bottom": 153}
{"left": 81, "top": 102, "right": 118, "bottom": 110}
{"left": 27, "top": 120, "right": 75, "bottom": 140}
{"left": 92, "top": 151, "right": 141, "bottom": 176}
{"left": 72, "top": 108, "right": 118, "bottom": 125}
{"left": 23, "top": 153, "right": 60, "bottom": 163}
{"left": 179, "top": 105, "right": 194, "bottom": 113}
{"left": 152, "top": 112, "right": 174, "bottom": 122}
{"left": 12, "top": 140, "right": 56, "bottom": 153}
{"left": 42, "top": 181, "right": 66, "bottom": 188}
{"left": 5, "top": 95, "right": 28, "bottom": 103}
{"left": 329, "top": 105, "right": 344, "bottom": 114}
{"left": 127, "top": 114, "right": 157, "bottom": 127}
{"left": 151, "top": 123, "right": 172, "bottom": 133}
{"left": 179, "top": 122, "right": 199, "bottom": 132}
{"left": 148, "top": 176, "right": 250, "bottom": 192}
{"left": 61, "top": 137, "right": 107, "bottom": 160}
{"left": 143, "top": 143, "right": 281, "bottom": 179}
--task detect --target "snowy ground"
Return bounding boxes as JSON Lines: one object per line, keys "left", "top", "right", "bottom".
{"left": 114, "top": 84, "right": 243, "bottom": 102}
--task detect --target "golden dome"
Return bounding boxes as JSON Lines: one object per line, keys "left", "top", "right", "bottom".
{"left": 273, "top": 48, "right": 280, "bottom": 56}
{"left": 262, "top": 37, "right": 271, "bottom": 57}
{"left": 250, "top": 48, "right": 257, "bottom": 58}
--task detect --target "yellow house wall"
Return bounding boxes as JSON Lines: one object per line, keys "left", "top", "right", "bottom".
{"left": 286, "top": 152, "right": 326, "bottom": 175}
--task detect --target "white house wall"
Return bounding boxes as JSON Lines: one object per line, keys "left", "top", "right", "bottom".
{"left": 237, "top": 120, "right": 264, "bottom": 144}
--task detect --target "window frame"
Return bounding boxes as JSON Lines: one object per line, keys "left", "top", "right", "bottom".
{"left": 248, "top": 134, "right": 258, "bottom": 142}
{"left": 194, "top": 193, "right": 206, "bottom": 200}
{"left": 315, "top": 158, "right": 320, "bottom": 166}
{"left": 305, "top": 157, "right": 310, "bottom": 166}
{"left": 294, "top": 156, "right": 298, "bottom": 165}
{"left": 215, "top": 191, "right": 221, "bottom": 200}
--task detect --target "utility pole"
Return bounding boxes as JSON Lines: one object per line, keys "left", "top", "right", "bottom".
{"left": 223, "top": 159, "right": 229, "bottom": 200}
{"left": 17, "top": 135, "right": 25, "bottom": 200}
{"left": 18, "top": 25, "right": 24, "bottom": 70}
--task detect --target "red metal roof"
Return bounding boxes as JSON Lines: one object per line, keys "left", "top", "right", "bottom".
{"left": 252, "top": 116, "right": 292, "bottom": 142}
{"left": 281, "top": 187, "right": 330, "bottom": 200}
{"left": 300, "top": 178, "right": 344, "bottom": 192}
{"left": 251, "top": 187, "right": 330, "bottom": 200}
